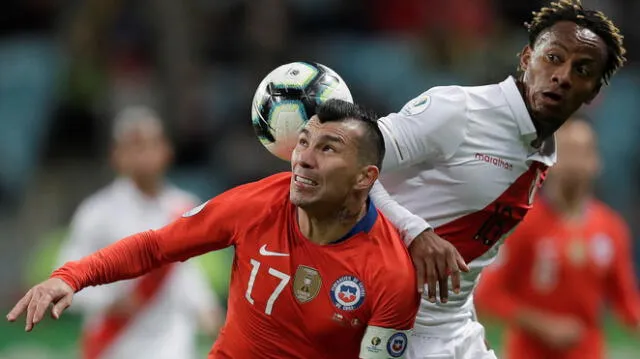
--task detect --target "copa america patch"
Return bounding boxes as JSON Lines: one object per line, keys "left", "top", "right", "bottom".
{"left": 182, "top": 201, "right": 208, "bottom": 218}
{"left": 401, "top": 94, "right": 431, "bottom": 116}
{"left": 386, "top": 332, "right": 408, "bottom": 358}
{"left": 330, "top": 275, "right": 365, "bottom": 311}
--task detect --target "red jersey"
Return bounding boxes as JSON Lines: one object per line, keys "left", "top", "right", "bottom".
{"left": 475, "top": 196, "right": 640, "bottom": 359}
{"left": 53, "top": 173, "right": 420, "bottom": 359}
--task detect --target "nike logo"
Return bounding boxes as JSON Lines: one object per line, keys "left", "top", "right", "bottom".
{"left": 259, "top": 244, "right": 289, "bottom": 257}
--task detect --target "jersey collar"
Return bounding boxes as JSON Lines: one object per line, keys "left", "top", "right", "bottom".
{"left": 499, "top": 76, "right": 536, "bottom": 139}
{"left": 113, "top": 177, "right": 166, "bottom": 203}
{"left": 331, "top": 197, "right": 378, "bottom": 244}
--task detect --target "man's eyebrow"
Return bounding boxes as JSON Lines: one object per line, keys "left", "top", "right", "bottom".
{"left": 548, "top": 40, "right": 570, "bottom": 52}
{"left": 320, "top": 134, "right": 346, "bottom": 144}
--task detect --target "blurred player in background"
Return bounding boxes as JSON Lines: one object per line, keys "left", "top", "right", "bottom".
{"left": 56, "top": 106, "right": 223, "bottom": 359}
{"left": 369, "top": 1, "right": 626, "bottom": 358}
{"left": 474, "top": 117, "right": 640, "bottom": 359}
{"left": 8, "top": 100, "right": 420, "bottom": 359}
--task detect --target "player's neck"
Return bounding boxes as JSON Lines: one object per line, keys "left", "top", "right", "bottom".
{"left": 297, "top": 202, "right": 367, "bottom": 245}
{"left": 544, "top": 181, "right": 591, "bottom": 221}
{"left": 131, "top": 177, "right": 163, "bottom": 198}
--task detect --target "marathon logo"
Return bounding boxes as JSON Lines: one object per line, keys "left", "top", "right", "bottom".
{"left": 475, "top": 153, "right": 513, "bottom": 171}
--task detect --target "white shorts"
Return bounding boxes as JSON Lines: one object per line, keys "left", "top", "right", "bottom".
{"left": 406, "top": 320, "right": 498, "bottom": 359}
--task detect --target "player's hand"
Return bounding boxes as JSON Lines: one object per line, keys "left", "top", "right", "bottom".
{"left": 6, "top": 278, "right": 74, "bottom": 332}
{"left": 409, "top": 229, "right": 469, "bottom": 303}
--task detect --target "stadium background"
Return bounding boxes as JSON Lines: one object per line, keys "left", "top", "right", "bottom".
{"left": 0, "top": 0, "right": 638, "bottom": 357}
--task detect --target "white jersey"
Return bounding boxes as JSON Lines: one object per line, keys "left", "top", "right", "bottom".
{"left": 371, "top": 76, "right": 556, "bottom": 335}
{"left": 58, "top": 178, "right": 221, "bottom": 359}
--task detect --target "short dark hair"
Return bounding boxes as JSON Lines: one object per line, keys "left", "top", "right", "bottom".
{"left": 315, "top": 99, "right": 385, "bottom": 169}
{"left": 525, "top": 0, "right": 626, "bottom": 85}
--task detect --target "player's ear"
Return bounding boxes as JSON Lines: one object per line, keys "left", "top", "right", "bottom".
{"left": 519, "top": 45, "right": 532, "bottom": 73}
{"left": 354, "top": 165, "right": 379, "bottom": 190}
{"left": 585, "top": 82, "right": 601, "bottom": 104}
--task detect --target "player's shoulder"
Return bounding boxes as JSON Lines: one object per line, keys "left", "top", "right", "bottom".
{"left": 366, "top": 214, "right": 415, "bottom": 279}
{"left": 181, "top": 173, "right": 291, "bottom": 229}
{"left": 369, "top": 213, "right": 406, "bottom": 247}
{"left": 590, "top": 199, "right": 629, "bottom": 234}
{"left": 398, "top": 85, "right": 468, "bottom": 119}
{"left": 72, "top": 182, "right": 120, "bottom": 219}
{"left": 462, "top": 81, "right": 510, "bottom": 110}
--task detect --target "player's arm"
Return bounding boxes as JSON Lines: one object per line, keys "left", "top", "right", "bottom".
{"left": 360, "top": 268, "right": 420, "bottom": 359}
{"left": 370, "top": 181, "right": 430, "bottom": 246}
{"left": 377, "top": 86, "right": 468, "bottom": 171}
{"left": 51, "top": 197, "right": 235, "bottom": 292}
{"left": 606, "top": 218, "right": 640, "bottom": 330}
{"left": 7, "top": 189, "right": 242, "bottom": 331}
{"left": 370, "top": 181, "right": 468, "bottom": 301}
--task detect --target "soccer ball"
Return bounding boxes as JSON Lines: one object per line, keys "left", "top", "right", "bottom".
{"left": 251, "top": 62, "right": 353, "bottom": 161}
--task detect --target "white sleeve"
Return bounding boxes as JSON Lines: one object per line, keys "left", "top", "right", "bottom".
{"left": 370, "top": 181, "right": 430, "bottom": 246}
{"left": 56, "top": 199, "right": 129, "bottom": 313}
{"left": 180, "top": 260, "right": 221, "bottom": 315}
{"left": 378, "top": 86, "right": 468, "bottom": 171}
{"left": 360, "top": 325, "right": 411, "bottom": 359}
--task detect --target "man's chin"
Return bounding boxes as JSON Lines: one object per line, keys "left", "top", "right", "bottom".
{"left": 290, "top": 193, "right": 310, "bottom": 208}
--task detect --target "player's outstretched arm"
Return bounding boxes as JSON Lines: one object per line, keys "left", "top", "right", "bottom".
{"left": 6, "top": 192, "right": 242, "bottom": 332}
{"left": 6, "top": 231, "right": 169, "bottom": 332}
{"left": 370, "top": 181, "right": 468, "bottom": 303}
{"left": 6, "top": 278, "right": 74, "bottom": 332}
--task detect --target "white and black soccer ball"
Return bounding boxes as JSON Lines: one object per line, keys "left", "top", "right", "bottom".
{"left": 251, "top": 62, "right": 353, "bottom": 161}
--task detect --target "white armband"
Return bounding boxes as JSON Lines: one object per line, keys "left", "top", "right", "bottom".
{"left": 360, "top": 325, "right": 411, "bottom": 359}
{"left": 370, "top": 181, "right": 431, "bottom": 246}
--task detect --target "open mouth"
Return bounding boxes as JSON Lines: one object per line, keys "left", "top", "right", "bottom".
{"left": 294, "top": 175, "right": 318, "bottom": 186}
{"left": 542, "top": 91, "right": 563, "bottom": 103}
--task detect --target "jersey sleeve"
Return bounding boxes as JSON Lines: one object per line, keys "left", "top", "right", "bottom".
{"left": 378, "top": 86, "right": 468, "bottom": 171}
{"left": 474, "top": 225, "right": 534, "bottom": 322}
{"left": 606, "top": 216, "right": 640, "bottom": 328}
{"left": 370, "top": 181, "right": 431, "bottom": 246}
{"left": 51, "top": 186, "right": 248, "bottom": 292}
{"left": 360, "top": 266, "right": 419, "bottom": 359}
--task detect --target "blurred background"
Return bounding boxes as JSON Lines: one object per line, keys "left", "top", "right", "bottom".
{"left": 0, "top": 0, "right": 638, "bottom": 358}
